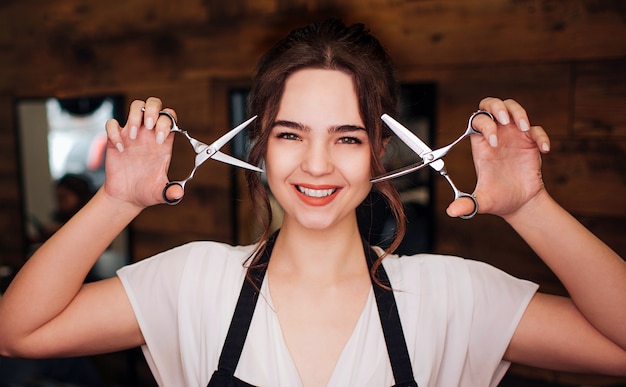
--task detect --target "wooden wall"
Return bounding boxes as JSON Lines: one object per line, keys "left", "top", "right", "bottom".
{"left": 1, "top": 0, "right": 625, "bottom": 278}
{"left": 1, "top": 0, "right": 624, "bottom": 279}
{"left": 1, "top": 0, "right": 625, "bottom": 383}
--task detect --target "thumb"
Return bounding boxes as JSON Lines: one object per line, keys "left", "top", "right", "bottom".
{"left": 446, "top": 196, "right": 478, "bottom": 218}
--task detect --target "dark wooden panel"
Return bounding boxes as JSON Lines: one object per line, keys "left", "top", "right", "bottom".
{"left": 3, "top": 1, "right": 626, "bottom": 94}
{"left": 574, "top": 59, "right": 626, "bottom": 137}
{"left": 544, "top": 138, "right": 626, "bottom": 216}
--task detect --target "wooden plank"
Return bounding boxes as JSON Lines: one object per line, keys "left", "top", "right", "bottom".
{"left": 3, "top": 1, "right": 626, "bottom": 94}
{"left": 369, "top": 0, "right": 626, "bottom": 65}
{"left": 574, "top": 59, "right": 626, "bottom": 137}
{"left": 543, "top": 138, "right": 626, "bottom": 217}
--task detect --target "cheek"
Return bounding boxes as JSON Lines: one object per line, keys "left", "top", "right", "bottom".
{"left": 338, "top": 150, "right": 372, "bottom": 181}
{"left": 264, "top": 141, "right": 294, "bottom": 184}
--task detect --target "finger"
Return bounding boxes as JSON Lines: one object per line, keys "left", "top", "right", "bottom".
{"left": 471, "top": 112, "right": 499, "bottom": 148}
{"left": 142, "top": 97, "right": 164, "bottom": 130}
{"left": 479, "top": 97, "right": 511, "bottom": 126}
{"left": 527, "top": 125, "right": 551, "bottom": 153}
{"left": 126, "top": 100, "right": 147, "bottom": 139}
{"left": 105, "top": 118, "right": 125, "bottom": 153}
{"left": 154, "top": 109, "right": 177, "bottom": 145}
{"left": 446, "top": 197, "right": 477, "bottom": 218}
{"left": 502, "top": 99, "right": 531, "bottom": 132}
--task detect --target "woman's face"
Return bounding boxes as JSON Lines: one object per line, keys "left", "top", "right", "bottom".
{"left": 265, "top": 68, "right": 372, "bottom": 232}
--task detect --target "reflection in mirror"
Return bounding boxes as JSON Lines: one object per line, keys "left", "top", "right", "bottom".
{"left": 16, "top": 95, "right": 130, "bottom": 281}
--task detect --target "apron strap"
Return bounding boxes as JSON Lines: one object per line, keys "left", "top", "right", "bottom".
{"left": 363, "top": 238, "right": 418, "bottom": 387}
{"left": 214, "top": 233, "right": 276, "bottom": 375}
{"left": 213, "top": 232, "right": 417, "bottom": 387}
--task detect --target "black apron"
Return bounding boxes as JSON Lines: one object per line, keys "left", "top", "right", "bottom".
{"left": 207, "top": 233, "right": 418, "bottom": 387}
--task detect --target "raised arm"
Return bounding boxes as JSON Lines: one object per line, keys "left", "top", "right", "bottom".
{"left": 448, "top": 97, "right": 626, "bottom": 375}
{"left": 0, "top": 97, "right": 181, "bottom": 358}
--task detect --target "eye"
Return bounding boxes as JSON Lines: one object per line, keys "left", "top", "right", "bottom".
{"left": 276, "top": 132, "right": 301, "bottom": 141}
{"left": 337, "top": 136, "right": 363, "bottom": 145}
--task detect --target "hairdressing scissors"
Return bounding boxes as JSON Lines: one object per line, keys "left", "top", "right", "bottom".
{"left": 151, "top": 110, "right": 264, "bottom": 205}
{"left": 370, "top": 110, "right": 494, "bottom": 219}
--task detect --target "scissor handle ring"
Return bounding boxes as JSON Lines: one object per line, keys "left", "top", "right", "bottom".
{"left": 162, "top": 182, "right": 184, "bottom": 205}
{"left": 456, "top": 192, "right": 478, "bottom": 219}
{"left": 139, "top": 108, "right": 178, "bottom": 130}
{"left": 468, "top": 110, "right": 495, "bottom": 133}
{"left": 157, "top": 110, "right": 177, "bottom": 130}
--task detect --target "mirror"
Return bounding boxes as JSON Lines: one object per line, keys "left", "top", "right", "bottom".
{"left": 15, "top": 95, "right": 131, "bottom": 280}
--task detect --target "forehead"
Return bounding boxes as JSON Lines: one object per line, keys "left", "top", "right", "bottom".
{"left": 277, "top": 68, "right": 363, "bottom": 127}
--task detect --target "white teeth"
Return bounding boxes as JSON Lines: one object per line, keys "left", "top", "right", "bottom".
{"left": 297, "top": 186, "right": 336, "bottom": 198}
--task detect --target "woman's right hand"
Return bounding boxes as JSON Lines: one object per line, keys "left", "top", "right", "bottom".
{"left": 104, "top": 97, "right": 184, "bottom": 208}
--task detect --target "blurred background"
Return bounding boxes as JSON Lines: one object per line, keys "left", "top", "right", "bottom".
{"left": 0, "top": 0, "right": 624, "bottom": 385}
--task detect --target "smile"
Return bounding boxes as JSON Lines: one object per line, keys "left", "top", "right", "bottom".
{"left": 296, "top": 185, "right": 338, "bottom": 198}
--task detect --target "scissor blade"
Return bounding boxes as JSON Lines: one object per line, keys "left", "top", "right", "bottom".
{"left": 211, "top": 151, "right": 264, "bottom": 172}
{"left": 370, "top": 160, "right": 430, "bottom": 183}
{"left": 381, "top": 114, "right": 433, "bottom": 156}
{"left": 381, "top": 113, "right": 445, "bottom": 173}
{"left": 210, "top": 115, "right": 257, "bottom": 151}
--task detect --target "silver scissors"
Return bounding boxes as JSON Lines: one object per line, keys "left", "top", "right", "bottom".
{"left": 371, "top": 110, "right": 494, "bottom": 219}
{"left": 152, "top": 110, "right": 264, "bottom": 205}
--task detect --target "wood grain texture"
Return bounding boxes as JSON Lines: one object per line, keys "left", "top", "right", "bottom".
{"left": 0, "top": 0, "right": 624, "bottom": 302}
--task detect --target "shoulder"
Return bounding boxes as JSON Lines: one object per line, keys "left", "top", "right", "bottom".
{"left": 120, "top": 240, "right": 256, "bottom": 272}
{"left": 380, "top": 251, "right": 538, "bottom": 303}
{"left": 380, "top": 251, "right": 539, "bottom": 385}
{"left": 381, "top": 251, "right": 474, "bottom": 288}
{"left": 117, "top": 240, "right": 257, "bottom": 295}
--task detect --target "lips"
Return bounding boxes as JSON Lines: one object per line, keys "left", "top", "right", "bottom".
{"left": 296, "top": 186, "right": 337, "bottom": 198}
{"left": 294, "top": 184, "right": 340, "bottom": 206}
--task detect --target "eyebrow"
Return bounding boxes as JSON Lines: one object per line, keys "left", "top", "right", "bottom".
{"left": 272, "top": 120, "right": 366, "bottom": 133}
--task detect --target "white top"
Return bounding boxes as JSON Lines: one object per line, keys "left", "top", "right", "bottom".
{"left": 117, "top": 241, "right": 538, "bottom": 387}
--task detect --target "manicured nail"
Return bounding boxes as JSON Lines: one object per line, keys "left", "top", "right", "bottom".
{"left": 156, "top": 131, "right": 165, "bottom": 145}
{"left": 145, "top": 117, "right": 154, "bottom": 130}
{"left": 489, "top": 134, "right": 498, "bottom": 148}
{"left": 498, "top": 111, "right": 510, "bottom": 125}
{"left": 519, "top": 119, "right": 530, "bottom": 132}
{"left": 130, "top": 125, "right": 138, "bottom": 140}
{"left": 116, "top": 143, "right": 124, "bottom": 153}
{"left": 542, "top": 142, "right": 550, "bottom": 152}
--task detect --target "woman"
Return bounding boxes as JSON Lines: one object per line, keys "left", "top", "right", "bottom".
{"left": 0, "top": 19, "right": 624, "bottom": 387}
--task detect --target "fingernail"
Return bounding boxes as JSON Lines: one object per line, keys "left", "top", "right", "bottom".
{"left": 519, "top": 119, "right": 530, "bottom": 132}
{"left": 156, "top": 131, "right": 165, "bottom": 145}
{"left": 116, "top": 143, "right": 124, "bottom": 153}
{"left": 130, "top": 125, "right": 138, "bottom": 140}
{"left": 489, "top": 134, "right": 498, "bottom": 148}
{"left": 542, "top": 142, "right": 550, "bottom": 152}
{"left": 145, "top": 117, "right": 154, "bottom": 130}
{"left": 498, "top": 111, "right": 510, "bottom": 125}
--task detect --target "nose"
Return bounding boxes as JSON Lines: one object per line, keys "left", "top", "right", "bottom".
{"left": 301, "top": 140, "right": 334, "bottom": 176}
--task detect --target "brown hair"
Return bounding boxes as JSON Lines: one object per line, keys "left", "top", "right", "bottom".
{"left": 245, "top": 18, "right": 406, "bottom": 278}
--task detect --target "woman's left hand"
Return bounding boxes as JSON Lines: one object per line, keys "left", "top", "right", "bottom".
{"left": 446, "top": 97, "right": 551, "bottom": 218}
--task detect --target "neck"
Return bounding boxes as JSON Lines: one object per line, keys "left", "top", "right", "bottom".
{"left": 268, "top": 217, "right": 367, "bottom": 283}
